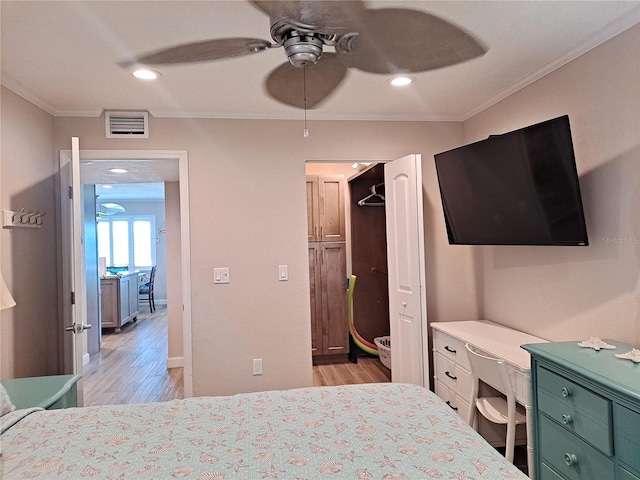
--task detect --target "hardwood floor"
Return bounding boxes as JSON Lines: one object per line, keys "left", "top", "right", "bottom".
{"left": 313, "top": 356, "right": 391, "bottom": 386}
{"left": 83, "top": 306, "right": 389, "bottom": 406}
{"left": 83, "top": 305, "right": 184, "bottom": 407}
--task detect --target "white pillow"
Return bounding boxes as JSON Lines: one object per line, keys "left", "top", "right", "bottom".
{"left": 0, "top": 384, "right": 16, "bottom": 416}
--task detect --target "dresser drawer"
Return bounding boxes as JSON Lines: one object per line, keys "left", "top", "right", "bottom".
{"left": 434, "top": 380, "right": 470, "bottom": 420}
{"left": 433, "top": 351, "right": 471, "bottom": 397}
{"left": 615, "top": 404, "right": 640, "bottom": 475}
{"left": 538, "top": 366, "right": 611, "bottom": 426}
{"left": 619, "top": 466, "right": 640, "bottom": 480}
{"left": 539, "top": 463, "right": 565, "bottom": 480}
{"left": 433, "top": 331, "right": 469, "bottom": 368}
{"left": 539, "top": 415, "right": 614, "bottom": 480}
{"left": 538, "top": 389, "right": 612, "bottom": 455}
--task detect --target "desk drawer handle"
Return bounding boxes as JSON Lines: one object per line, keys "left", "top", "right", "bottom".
{"left": 561, "top": 414, "right": 573, "bottom": 425}
{"left": 445, "top": 401, "right": 458, "bottom": 411}
{"left": 444, "top": 346, "right": 457, "bottom": 354}
{"left": 561, "top": 387, "right": 572, "bottom": 398}
{"left": 564, "top": 453, "right": 578, "bottom": 467}
{"left": 445, "top": 371, "right": 457, "bottom": 380}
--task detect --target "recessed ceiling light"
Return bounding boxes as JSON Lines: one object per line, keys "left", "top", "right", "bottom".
{"left": 108, "top": 168, "right": 128, "bottom": 174}
{"left": 132, "top": 69, "right": 161, "bottom": 80}
{"left": 389, "top": 76, "right": 415, "bottom": 87}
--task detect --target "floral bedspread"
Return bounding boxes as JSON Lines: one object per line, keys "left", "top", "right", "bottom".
{"left": 0, "top": 383, "right": 527, "bottom": 479}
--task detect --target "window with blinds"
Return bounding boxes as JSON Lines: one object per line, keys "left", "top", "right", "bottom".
{"left": 97, "top": 216, "right": 156, "bottom": 270}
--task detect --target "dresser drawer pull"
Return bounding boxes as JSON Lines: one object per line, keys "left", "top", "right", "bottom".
{"left": 561, "top": 387, "right": 572, "bottom": 398}
{"left": 445, "top": 401, "right": 458, "bottom": 411}
{"left": 444, "top": 346, "right": 457, "bottom": 354}
{"left": 445, "top": 371, "right": 457, "bottom": 380}
{"left": 561, "top": 414, "right": 573, "bottom": 425}
{"left": 564, "top": 453, "right": 578, "bottom": 467}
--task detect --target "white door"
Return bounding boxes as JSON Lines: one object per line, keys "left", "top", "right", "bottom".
{"left": 60, "top": 137, "right": 90, "bottom": 404}
{"left": 385, "top": 154, "right": 428, "bottom": 386}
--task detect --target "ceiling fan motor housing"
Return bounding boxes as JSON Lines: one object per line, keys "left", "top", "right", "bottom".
{"left": 283, "top": 33, "right": 324, "bottom": 67}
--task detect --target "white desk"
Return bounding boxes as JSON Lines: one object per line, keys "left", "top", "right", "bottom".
{"left": 431, "top": 320, "right": 547, "bottom": 478}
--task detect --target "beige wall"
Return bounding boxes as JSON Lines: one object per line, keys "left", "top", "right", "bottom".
{"left": 53, "top": 116, "right": 469, "bottom": 395}
{"left": 1, "top": 87, "right": 58, "bottom": 378}
{"left": 165, "top": 181, "right": 183, "bottom": 367}
{"left": 463, "top": 25, "right": 640, "bottom": 344}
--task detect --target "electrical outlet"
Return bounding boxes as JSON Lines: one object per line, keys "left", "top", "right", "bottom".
{"left": 252, "top": 358, "right": 263, "bottom": 376}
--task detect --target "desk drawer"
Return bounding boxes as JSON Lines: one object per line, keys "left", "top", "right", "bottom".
{"left": 538, "top": 389, "right": 612, "bottom": 455}
{"left": 433, "top": 351, "right": 471, "bottom": 397}
{"left": 615, "top": 404, "right": 640, "bottom": 475}
{"left": 434, "top": 380, "right": 470, "bottom": 421}
{"left": 433, "top": 331, "right": 469, "bottom": 368}
{"left": 539, "top": 415, "right": 614, "bottom": 480}
{"left": 538, "top": 366, "right": 611, "bottom": 426}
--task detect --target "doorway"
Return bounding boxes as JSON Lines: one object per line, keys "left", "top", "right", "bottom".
{"left": 306, "top": 161, "right": 389, "bottom": 386}
{"left": 306, "top": 155, "right": 428, "bottom": 388}
{"left": 84, "top": 181, "right": 171, "bottom": 405}
{"left": 59, "top": 148, "right": 193, "bottom": 403}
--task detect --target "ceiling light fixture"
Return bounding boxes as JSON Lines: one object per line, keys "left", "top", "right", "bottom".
{"left": 98, "top": 203, "right": 126, "bottom": 216}
{"left": 132, "top": 69, "right": 161, "bottom": 80}
{"left": 108, "top": 168, "right": 128, "bottom": 174}
{"left": 389, "top": 76, "right": 415, "bottom": 87}
{"left": 101, "top": 185, "right": 113, "bottom": 189}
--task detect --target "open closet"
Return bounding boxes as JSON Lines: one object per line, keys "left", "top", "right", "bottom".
{"left": 348, "top": 164, "right": 389, "bottom": 350}
{"left": 306, "top": 163, "right": 390, "bottom": 365}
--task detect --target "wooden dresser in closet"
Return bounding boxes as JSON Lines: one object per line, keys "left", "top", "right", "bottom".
{"left": 307, "top": 176, "right": 349, "bottom": 361}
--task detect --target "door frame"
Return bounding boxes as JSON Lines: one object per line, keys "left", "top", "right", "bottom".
{"left": 59, "top": 148, "right": 193, "bottom": 398}
{"left": 306, "top": 156, "right": 428, "bottom": 386}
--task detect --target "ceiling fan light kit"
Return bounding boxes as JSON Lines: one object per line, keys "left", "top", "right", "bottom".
{"left": 120, "top": 1, "right": 487, "bottom": 110}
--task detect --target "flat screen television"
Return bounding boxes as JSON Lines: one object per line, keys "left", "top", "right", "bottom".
{"left": 434, "top": 115, "right": 588, "bottom": 246}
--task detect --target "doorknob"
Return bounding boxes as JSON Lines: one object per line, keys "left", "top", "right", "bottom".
{"left": 401, "top": 302, "right": 407, "bottom": 307}
{"left": 65, "top": 323, "right": 92, "bottom": 334}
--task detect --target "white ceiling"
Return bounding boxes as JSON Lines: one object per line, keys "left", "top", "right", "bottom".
{"left": 2, "top": 1, "right": 639, "bottom": 122}
{"left": 3, "top": 1, "right": 639, "bottom": 200}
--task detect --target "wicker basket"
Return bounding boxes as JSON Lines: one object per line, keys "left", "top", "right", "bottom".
{"left": 374, "top": 336, "right": 391, "bottom": 370}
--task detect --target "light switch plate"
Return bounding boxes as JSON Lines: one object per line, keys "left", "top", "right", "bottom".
{"left": 278, "top": 265, "right": 288, "bottom": 281}
{"left": 213, "top": 267, "right": 230, "bottom": 284}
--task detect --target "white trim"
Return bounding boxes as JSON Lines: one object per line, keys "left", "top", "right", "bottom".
{"left": 167, "top": 357, "right": 184, "bottom": 369}
{"left": 83, "top": 353, "right": 91, "bottom": 366}
{"left": 60, "top": 149, "right": 193, "bottom": 398}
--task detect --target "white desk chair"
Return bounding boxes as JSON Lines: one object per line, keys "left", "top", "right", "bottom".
{"left": 465, "top": 343, "right": 526, "bottom": 463}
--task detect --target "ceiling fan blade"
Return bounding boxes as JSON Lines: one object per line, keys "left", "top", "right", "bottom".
{"left": 265, "top": 53, "right": 348, "bottom": 109}
{"left": 249, "top": 1, "right": 367, "bottom": 35}
{"left": 119, "top": 38, "right": 273, "bottom": 67}
{"left": 337, "top": 8, "right": 487, "bottom": 74}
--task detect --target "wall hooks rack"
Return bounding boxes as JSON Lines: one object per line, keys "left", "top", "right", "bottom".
{"left": 3, "top": 209, "right": 47, "bottom": 229}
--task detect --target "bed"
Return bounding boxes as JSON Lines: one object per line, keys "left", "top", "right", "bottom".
{"left": 0, "top": 382, "right": 527, "bottom": 479}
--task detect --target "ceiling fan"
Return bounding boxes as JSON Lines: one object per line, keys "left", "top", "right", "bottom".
{"left": 120, "top": 1, "right": 487, "bottom": 110}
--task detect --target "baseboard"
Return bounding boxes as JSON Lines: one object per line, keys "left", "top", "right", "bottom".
{"left": 83, "top": 353, "right": 91, "bottom": 366}
{"left": 167, "top": 356, "right": 183, "bottom": 369}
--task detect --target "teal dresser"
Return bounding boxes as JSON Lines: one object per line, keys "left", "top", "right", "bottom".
{"left": 523, "top": 341, "right": 640, "bottom": 480}
{"left": 1, "top": 374, "right": 81, "bottom": 410}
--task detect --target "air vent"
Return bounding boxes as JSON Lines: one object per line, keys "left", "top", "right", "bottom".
{"left": 105, "top": 111, "right": 149, "bottom": 138}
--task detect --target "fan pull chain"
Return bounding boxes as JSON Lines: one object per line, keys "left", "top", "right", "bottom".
{"left": 303, "top": 67, "right": 309, "bottom": 138}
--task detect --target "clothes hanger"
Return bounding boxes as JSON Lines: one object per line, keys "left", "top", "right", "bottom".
{"left": 357, "top": 182, "right": 385, "bottom": 207}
